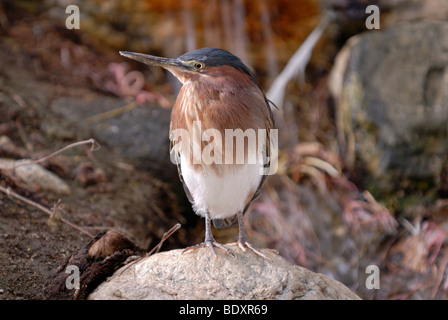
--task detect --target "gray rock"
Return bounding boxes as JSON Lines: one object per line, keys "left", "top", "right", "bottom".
{"left": 329, "top": 21, "right": 448, "bottom": 193}
{"left": 380, "top": 0, "right": 448, "bottom": 27}
{"left": 88, "top": 244, "right": 360, "bottom": 300}
{"left": 0, "top": 158, "right": 70, "bottom": 195}
{"left": 325, "top": 0, "right": 448, "bottom": 35}
{"left": 49, "top": 95, "right": 176, "bottom": 181}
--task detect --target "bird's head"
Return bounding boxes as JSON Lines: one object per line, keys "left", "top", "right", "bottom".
{"left": 119, "top": 47, "right": 255, "bottom": 85}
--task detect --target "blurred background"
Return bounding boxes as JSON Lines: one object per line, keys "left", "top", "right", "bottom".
{"left": 0, "top": 0, "right": 447, "bottom": 299}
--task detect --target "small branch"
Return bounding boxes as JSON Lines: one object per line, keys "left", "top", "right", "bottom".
{"left": 0, "top": 185, "right": 95, "bottom": 238}
{"left": 118, "top": 223, "right": 182, "bottom": 276}
{"left": 148, "top": 223, "right": 182, "bottom": 256}
{"left": 85, "top": 101, "right": 139, "bottom": 123}
{"left": 1, "top": 138, "right": 100, "bottom": 171}
{"left": 0, "top": 139, "right": 101, "bottom": 236}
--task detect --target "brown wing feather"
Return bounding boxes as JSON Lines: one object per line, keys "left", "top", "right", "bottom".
{"left": 170, "top": 138, "right": 194, "bottom": 204}
{"left": 213, "top": 94, "right": 275, "bottom": 229}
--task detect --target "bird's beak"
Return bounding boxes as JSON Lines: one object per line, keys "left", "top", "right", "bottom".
{"left": 119, "top": 51, "right": 185, "bottom": 72}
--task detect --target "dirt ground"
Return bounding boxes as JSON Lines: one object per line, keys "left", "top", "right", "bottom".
{"left": 0, "top": 84, "right": 191, "bottom": 299}
{"left": 0, "top": 10, "right": 198, "bottom": 299}
{"left": 0, "top": 67, "right": 192, "bottom": 299}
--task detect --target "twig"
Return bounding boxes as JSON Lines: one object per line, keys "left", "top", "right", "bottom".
{"left": 1, "top": 138, "right": 100, "bottom": 171}
{"left": 85, "top": 101, "right": 139, "bottom": 123}
{"left": 0, "top": 139, "right": 101, "bottom": 237}
{"left": 15, "top": 119, "right": 33, "bottom": 153}
{"left": 148, "top": 223, "right": 182, "bottom": 256}
{"left": 118, "top": 223, "right": 182, "bottom": 275}
{"left": 0, "top": 185, "right": 95, "bottom": 238}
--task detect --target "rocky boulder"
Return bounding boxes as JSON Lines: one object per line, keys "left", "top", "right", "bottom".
{"left": 329, "top": 21, "right": 448, "bottom": 195}
{"left": 88, "top": 244, "right": 360, "bottom": 300}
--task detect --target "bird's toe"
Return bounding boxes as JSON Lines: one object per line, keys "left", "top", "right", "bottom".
{"left": 237, "top": 241, "right": 270, "bottom": 260}
{"left": 183, "top": 240, "right": 233, "bottom": 258}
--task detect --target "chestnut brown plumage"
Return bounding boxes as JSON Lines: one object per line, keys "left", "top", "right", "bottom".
{"left": 120, "top": 48, "right": 275, "bottom": 258}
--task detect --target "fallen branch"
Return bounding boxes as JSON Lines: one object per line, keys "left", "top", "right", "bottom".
{"left": 1, "top": 138, "right": 100, "bottom": 171}
{"left": 85, "top": 101, "right": 139, "bottom": 123}
{"left": 148, "top": 223, "right": 182, "bottom": 255}
{"left": 0, "top": 138, "right": 101, "bottom": 238}
{"left": 0, "top": 185, "right": 95, "bottom": 238}
{"left": 118, "top": 223, "right": 182, "bottom": 276}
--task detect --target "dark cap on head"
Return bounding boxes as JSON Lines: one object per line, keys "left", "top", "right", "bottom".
{"left": 178, "top": 47, "right": 255, "bottom": 80}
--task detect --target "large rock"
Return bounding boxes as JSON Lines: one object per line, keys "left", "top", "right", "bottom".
{"left": 380, "top": 0, "right": 448, "bottom": 26}
{"left": 49, "top": 95, "right": 176, "bottom": 182}
{"left": 88, "top": 244, "right": 360, "bottom": 300}
{"left": 326, "top": 0, "right": 448, "bottom": 35}
{"left": 329, "top": 21, "right": 448, "bottom": 194}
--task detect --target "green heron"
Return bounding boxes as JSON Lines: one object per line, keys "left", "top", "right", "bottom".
{"left": 120, "top": 47, "right": 275, "bottom": 258}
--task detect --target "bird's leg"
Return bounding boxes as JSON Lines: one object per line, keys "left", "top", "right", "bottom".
{"left": 183, "top": 211, "right": 233, "bottom": 258}
{"left": 237, "top": 211, "right": 270, "bottom": 259}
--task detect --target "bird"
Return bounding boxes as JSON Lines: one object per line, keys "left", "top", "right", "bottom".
{"left": 120, "top": 47, "right": 275, "bottom": 258}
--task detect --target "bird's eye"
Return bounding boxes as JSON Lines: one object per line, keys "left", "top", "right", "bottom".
{"left": 193, "top": 62, "right": 204, "bottom": 70}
